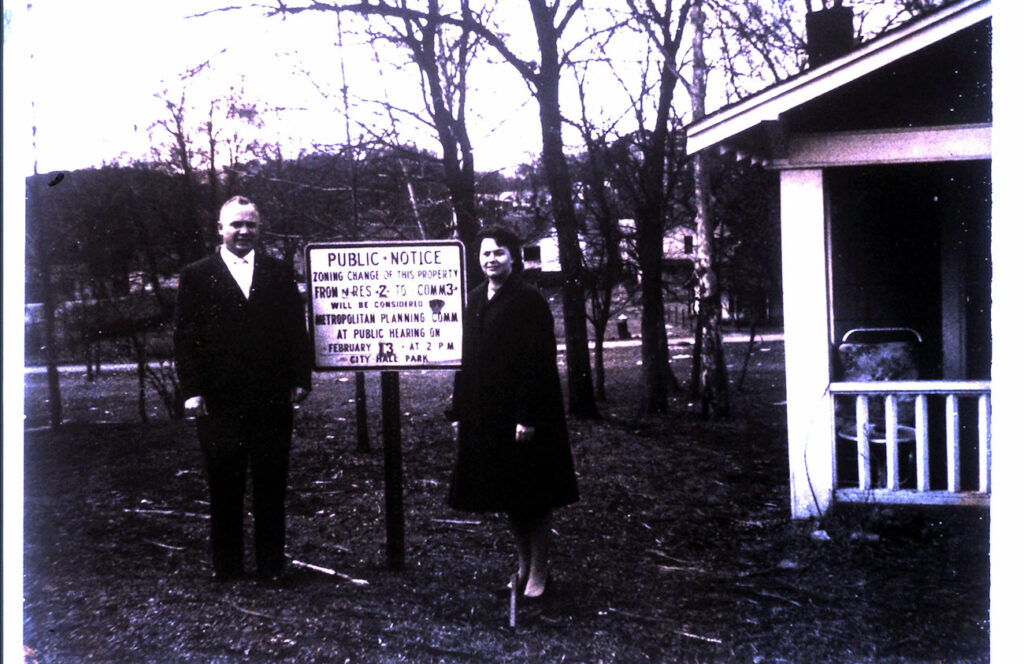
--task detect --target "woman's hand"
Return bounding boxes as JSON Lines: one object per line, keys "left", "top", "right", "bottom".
{"left": 515, "top": 423, "right": 536, "bottom": 443}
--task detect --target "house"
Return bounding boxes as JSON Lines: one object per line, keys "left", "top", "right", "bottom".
{"left": 522, "top": 233, "right": 562, "bottom": 273}
{"left": 524, "top": 219, "right": 695, "bottom": 269}
{"left": 686, "top": 0, "right": 993, "bottom": 518}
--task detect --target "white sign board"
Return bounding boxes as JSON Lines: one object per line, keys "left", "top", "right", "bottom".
{"left": 305, "top": 241, "right": 466, "bottom": 370}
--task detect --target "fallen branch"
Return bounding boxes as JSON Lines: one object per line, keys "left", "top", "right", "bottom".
{"left": 227, "top": 600, "right": 282, "bottom": 622}
{"left": 605, "top": 607, "right": 660, "bottom": 623}
{"left": 650, "top": 550, "right": 707, "bottom": 574}
{"left": 124, "top": 508, "right": 209, "bottom": 519}
{"left": 734, "top": 584, "right": 803, "bottom": 607}
{"left": 648, "top": 549, "right": 688, "bottom": 564}
{"left": 672, "top": 628, "right": 723, "bottom": 644}
{"left": 431, "top": 518, "right": 482, "bottom": 526}
{"left": 752, "top": 589, "right": 802, "bottom": 607}
{"left": 143, "top": 538, "right": 186, "bottom": 551}
{"left": 288, "top": 558, "right": 370, "bottom": 586}
{"left": 657, "top": 564, "right": 708, "bottom": 574}
{"left": 605, "top": 608, "right": 722, "bottom": 644}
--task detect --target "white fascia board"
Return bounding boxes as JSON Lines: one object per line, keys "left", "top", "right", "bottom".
{"left": 687, "top": 0, "right": 991, "bottom": 155}
{"left": 773, "top": 123, "right": 992, "bottom": 168}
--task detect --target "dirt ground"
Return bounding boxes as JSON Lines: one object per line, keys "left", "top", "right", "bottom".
{"left": 22, "top": 339, "right": 990, "bottom": 663}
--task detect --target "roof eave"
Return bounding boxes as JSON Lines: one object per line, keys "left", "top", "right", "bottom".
{"left": 686, "top": 0, "right": 991, "bottom": 155}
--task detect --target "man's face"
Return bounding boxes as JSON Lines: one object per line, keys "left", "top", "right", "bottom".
{"left": 219, "top": 207, "right": 261, "bottom": 257}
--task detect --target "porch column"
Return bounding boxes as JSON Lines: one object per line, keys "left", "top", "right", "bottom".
{"left": 779, "top": 168, "right": 834, "bottom": 519}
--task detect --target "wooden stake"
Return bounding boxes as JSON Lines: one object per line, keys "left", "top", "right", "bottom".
{"left": 509, "top": 572, "right": 518, "bottom": 628}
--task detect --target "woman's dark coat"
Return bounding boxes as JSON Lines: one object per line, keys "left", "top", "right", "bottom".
{"left": 447, "top": 273, "right": 579, "bottom": 514}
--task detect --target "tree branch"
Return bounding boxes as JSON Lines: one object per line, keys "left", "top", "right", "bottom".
{"left": 267, "top": 1, "right": 540, "bottom": 85}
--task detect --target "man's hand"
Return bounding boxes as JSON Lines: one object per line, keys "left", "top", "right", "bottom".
{"left": 184, "top": 395, "right": 207, "bottom": 419}
{"left": 515, "top": 423, "right": 536, "bottom": 443}
{"left": 291, "top": 386, "right": 310, "bottom": 406}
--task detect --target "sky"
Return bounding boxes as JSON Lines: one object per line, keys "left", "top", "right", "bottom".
{"left": 4, "top": 0, "right": 836, "bottom": 179}
{"left": 6, "top": 0, "right": 545, "bottom": 177}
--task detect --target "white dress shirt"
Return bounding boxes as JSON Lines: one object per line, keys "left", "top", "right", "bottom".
{"left": 220, "top": 246, "right": 255, "bottom": 299}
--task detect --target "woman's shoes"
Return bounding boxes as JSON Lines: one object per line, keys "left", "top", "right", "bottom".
{"left": 520, "top": 574, "right": 552, "bottom": 602}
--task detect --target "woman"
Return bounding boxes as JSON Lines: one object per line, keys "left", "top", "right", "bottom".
{"left": 447, "top": 226, "right": 579, "bottom": 599}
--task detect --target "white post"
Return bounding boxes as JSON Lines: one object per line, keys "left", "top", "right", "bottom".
{"left": 780, "top": 168, "right": 834, "bottom": 519}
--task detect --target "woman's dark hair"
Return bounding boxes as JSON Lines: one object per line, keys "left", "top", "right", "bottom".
{"left": 476, "top": 225, "right": 524, "bottom": 272}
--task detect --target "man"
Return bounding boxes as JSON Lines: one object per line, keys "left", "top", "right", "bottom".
{"left": 174, "top": 195, "right": 312, "bottom": 582}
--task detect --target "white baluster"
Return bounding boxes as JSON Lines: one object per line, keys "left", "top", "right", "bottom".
{"left": 885, "top": 395, "right": 898, "bottom": 490}
{"left": 946, "top": 395, "right": 961, "bottom": 492}
{"left": 856, "top": 395, "right": 870, "bottom": 490}
{"left": 916, "top": 395, "right": 929, "bottom": 491}
{"left": 979, "top": 394, "right": 991, "bottom": 493}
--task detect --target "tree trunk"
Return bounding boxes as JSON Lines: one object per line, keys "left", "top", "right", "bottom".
{"left": 689, "top": 0, "right": 730, "bottom": 418}
{"left": 638, "top": 231, "right": 672, "bottom": 412}
{"left": 131, "top": 334, "right": 149, "bottom": 424}
{"left": 689, "top": 302, "right": 704, "bottom": 397}
{"left": 692, "top": 151, "right": 730, "bottom": 418}
{"left": 592, "top": 317, "right": 608, "bottom": 401}
{"left": 29, "top": 174, "right": 64, "bottom": 428}
{"left": 528, "top": 0, "right": 598, "bottom": 418}
{"left": 630, "top": 0, "right": 688, "bottom": 414}
{"left": 41, "top": 256, "right": 63, "bottom": 428}
{"left": 737, "top": 304, "right": 765, "bottom": 392}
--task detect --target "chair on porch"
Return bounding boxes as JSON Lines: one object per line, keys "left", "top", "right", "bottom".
{"left": 834, "top": 327, "right": 922, "bottom": 488}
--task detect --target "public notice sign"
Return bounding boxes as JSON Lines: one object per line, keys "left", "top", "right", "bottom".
{"left": 305, "top": 241, "right": 466, "bottom": 370}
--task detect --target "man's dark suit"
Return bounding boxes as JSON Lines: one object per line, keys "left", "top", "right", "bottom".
{"left": 174, "top": 250, "right": 312, "bottom": 579}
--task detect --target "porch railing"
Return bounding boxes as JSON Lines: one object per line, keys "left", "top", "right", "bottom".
{"left": 829, "top": 380, "right": 991, "bottom": 506}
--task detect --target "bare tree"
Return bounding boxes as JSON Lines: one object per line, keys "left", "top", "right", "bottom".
{"left": 269, "top": 0, "right": 486, "bottom": 284}
{"left": 150, "top": 91, "right": 209, "bottom": 262}
{"left": 564, "top": 68, "right": 623, "bottom": 401}
{"left": 262, "top": 0, "right": 599, "bottom": 417}
{"left": 520, "top": 0, "right": 598, "bottom": 417}
{"left": 612, "top": 0, "right": 693, "bottom": 414}
{"left": 574, "top": 144, "right": 624, "bottom": 402}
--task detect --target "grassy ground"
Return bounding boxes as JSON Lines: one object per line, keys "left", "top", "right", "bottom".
{"left": 22, "top": 338, "right": 989, "bottom": 663}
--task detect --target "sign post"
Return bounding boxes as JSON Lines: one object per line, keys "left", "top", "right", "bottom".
{"left": 380, "top": 371, "right": 403, "bottom": 569}
{"left": 305, "top": 240, "right": 466, "bottom": 570}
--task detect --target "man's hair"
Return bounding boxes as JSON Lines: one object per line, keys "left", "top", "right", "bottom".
{"left": 476, "top": 225, "right": 523, "bottom": 271}
{"left": 219, "top": 195, "right": 261, "bottom": 223}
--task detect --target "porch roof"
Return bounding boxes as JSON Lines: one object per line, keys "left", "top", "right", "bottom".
{"left": 686, "top": 0, "right": 991, "bottom": 157}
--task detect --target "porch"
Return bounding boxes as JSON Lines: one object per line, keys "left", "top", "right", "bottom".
{"left": 684, "top": 0, "right": 995, "bottom": 519}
